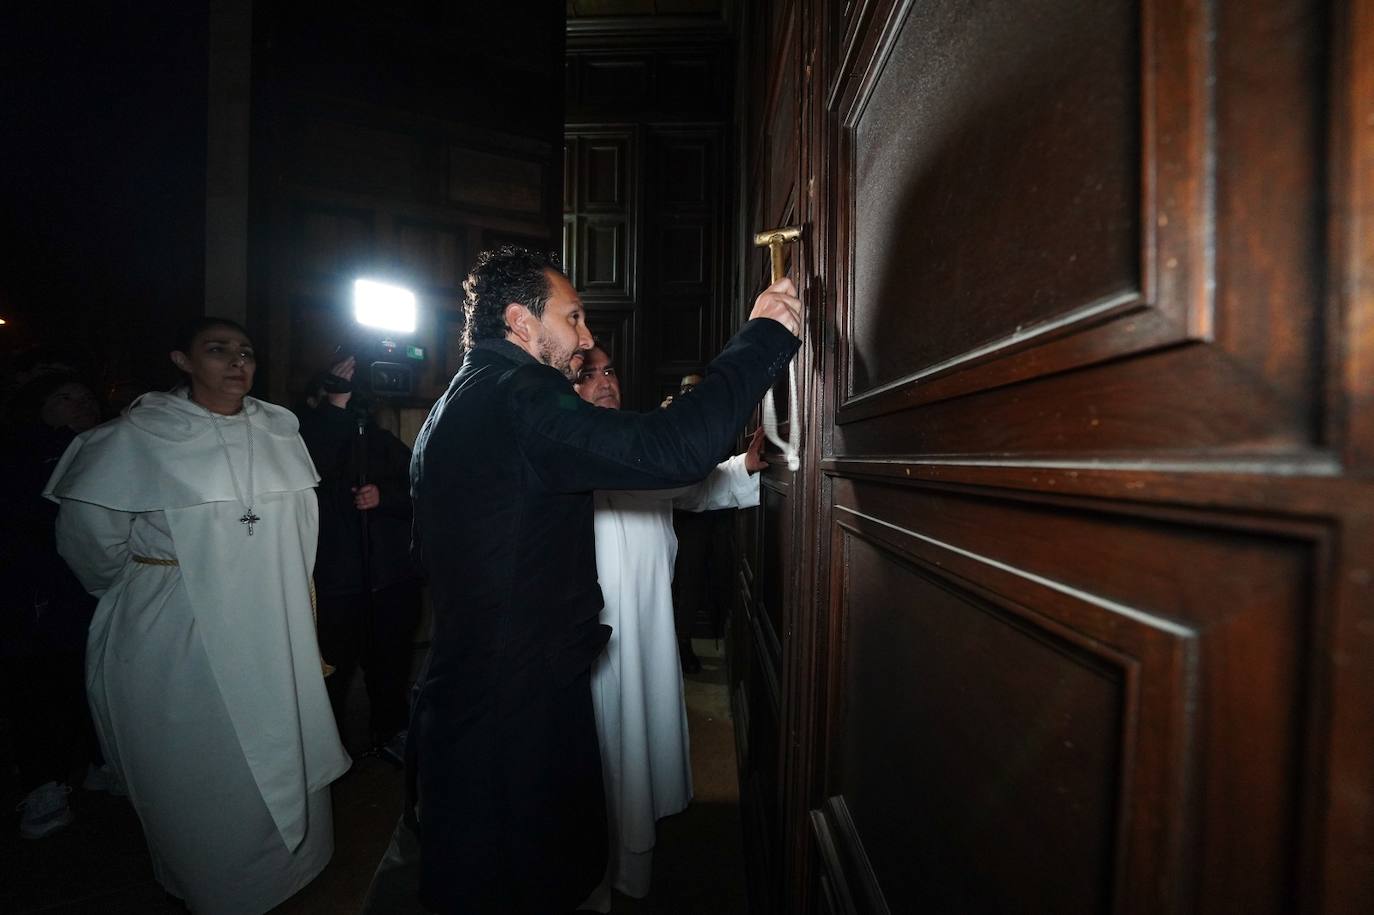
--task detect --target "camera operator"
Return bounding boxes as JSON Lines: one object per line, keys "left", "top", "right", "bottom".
{"left": 296, "top": 355, "right": 421, "bottom": 765}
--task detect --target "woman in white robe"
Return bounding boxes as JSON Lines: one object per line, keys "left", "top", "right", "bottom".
{"left": 585, "top": 451, "right": 761, "bottom": 909}
{"left": 44, "top": 318, "right": 350, "bottom": 915}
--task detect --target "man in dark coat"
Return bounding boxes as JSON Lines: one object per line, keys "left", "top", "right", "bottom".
{"left": 407, "top": 245, "right": 800, "bottom": 913}
{"left": 295, "top": 360, "right": 421, "bottom": 760}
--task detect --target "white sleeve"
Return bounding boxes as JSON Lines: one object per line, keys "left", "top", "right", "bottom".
{"left": 672, "top": 453, "right": 761, "bottom": 513}
{"left": 54, "top": 500, "right": 135, "bottom": 598}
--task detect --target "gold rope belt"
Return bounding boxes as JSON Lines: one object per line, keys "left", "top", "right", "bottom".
{"left": 128, "top": 556, "right": 334, "bottom": 677}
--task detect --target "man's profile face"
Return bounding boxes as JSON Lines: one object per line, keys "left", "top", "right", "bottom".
{"left": 679, "top": 373, "right": 703, "bottom": 395}
{"left": 574, "top": 347, "right": 621, "bottom": 410}
{"left": 534, "top": 270, "right": 593, "bottom": 382}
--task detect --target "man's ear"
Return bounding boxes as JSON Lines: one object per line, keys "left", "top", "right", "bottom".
{"left": 170, "top": 350, "right": 191, "bottom": 372}
{"left": 504, "top": 303, "right": 535, "bottom": 343}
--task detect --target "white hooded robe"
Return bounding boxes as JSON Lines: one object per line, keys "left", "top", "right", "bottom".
{"left": 44, "top": 391, "right": 350, "bottom": 915}
{"left": 583, "top": 454, "right": 759, "bottom": 910}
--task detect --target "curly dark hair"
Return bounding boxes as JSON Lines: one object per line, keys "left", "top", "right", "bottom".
{"left": 462, "top": 245, "right": 563, "bottom": 349}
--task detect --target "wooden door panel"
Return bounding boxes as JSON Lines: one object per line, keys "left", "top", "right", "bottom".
{"left": 833, "top": 0, "right": 1326, "bottom": 457}
{"left": 651, "top": 130, "right": 718, "bottom": 212}
{"left": 848, "top": 0, "right": 1140, "bottom": 388}
{"left": 656, "top": 139, "right": 710, "bottom": 207}
{"left": 566, "top": 38, "right": 733, "bottom": 410}
{"left": 832, "top": 531, "right": 1126, "bottom": 913}
{"left": 567, "top": 127, "right": 637, "bottom": 305}
{"left": 764, "top": 10, "right": 800, "bottom": 226}
{"left": 582, "top": 308, "right": 635, "bottom": 377}
{"left": 830, "top": 342, "right": 1326, "bottom": 458}
{"left": 655, "top": 222, "right": 710, "bottom": 287}
{"left": 581, "top": 56, "right": 651, "bottom": 111}
{"left": 580, "top": 136, "right": 629, "bottom": 211}
{"left": 729, "top": 2, "right": 807, "bottom": 912}
{"left": 659, "top": 52, "right": 730, "bottom": 118}
{"left": 578, "top": 217, "right": 631, "bottom": 298}
{"left": 643, "top": 125, "right": 728, "bottom": 395}
{"left": 655, "top": 303, "right": 706, "bottom": 364}
{"left": 817, "top": 475, "right": 1319, "bottom": 912}
{"left": 758, "top": 472, "right": 793, "bottom": 661}
{"left": 720, "top": 0, "right": 1374, "bottom": 911}
{"left": 732, "top": 553, "right": 786, "bottom": 915}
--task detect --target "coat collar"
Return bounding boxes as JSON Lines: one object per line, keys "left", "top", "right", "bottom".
{"left": 470, "top": 337, "right": 538, "bottom": 367}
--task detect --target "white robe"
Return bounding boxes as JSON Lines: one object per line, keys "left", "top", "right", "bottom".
{"left": 44, "top": 391, "right": 351, "bottom": 915}
{"left": 583, "top": 454, "right": 759, "bottom": 910}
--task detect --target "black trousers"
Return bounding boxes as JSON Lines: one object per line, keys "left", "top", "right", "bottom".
{"left": 671, "top": 509, "right": 733, "bottom": 640}
{"left": 1, "top": 649, "right": 100, "bottom": 791}
{"left": 317, "top": 580, "right": 422, "bottom": 743}
{"left": 413, "top": 665, "right": 607, "bottom": 914}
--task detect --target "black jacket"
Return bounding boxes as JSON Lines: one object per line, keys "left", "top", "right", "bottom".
{"left": 409, "top": 318, "right": 798, "bottom": 913}
{"left": 295, "top": 402, "right": 418, "bottom": 596}
{"left": 1, "top": 423, "right": 96, "bottom": 656}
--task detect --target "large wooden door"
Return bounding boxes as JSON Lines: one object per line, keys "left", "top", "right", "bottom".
{"left": 563, "top": 16, "right": 735, "bottom": 415}
{"left": 729, "top": 1, "right": 1374, "bottom": 912}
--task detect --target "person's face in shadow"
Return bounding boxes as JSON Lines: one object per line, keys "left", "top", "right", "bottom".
{"left": 41, "top": 382, "right": 100, "bottom": 432}
{"left": 574, "top": 347, "right": 621, "bottom": 410}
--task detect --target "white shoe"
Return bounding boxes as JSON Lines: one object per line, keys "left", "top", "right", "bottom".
{"left": 82, "top": 763, "right": 128, "bottom": 797}
{"left": 17, "top": 781, "right": 74, "bottom": 839}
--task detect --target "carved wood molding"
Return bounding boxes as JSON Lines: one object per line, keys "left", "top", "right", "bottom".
{"left": 566, "top": 14, "right": 729, "bottom": 44}
{"left": 826, "top": 491, "right": 1333, "bottom": 911}
{"left": 811, "top": 797, "right": 889, "bottom": 915}
{"left": 829, "top": 0, "right": 1214, "bottom": 423}
{"left": 1332, "top": 0, "right": 1374, "bottom": 472}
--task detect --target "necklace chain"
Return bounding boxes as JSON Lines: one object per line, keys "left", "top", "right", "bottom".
{"left": 206, "top": 407, "right": 259, "bottom": 535}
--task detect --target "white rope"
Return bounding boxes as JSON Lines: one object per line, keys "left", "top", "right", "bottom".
{"left": 761, "top": 356, "right": 801, "bottom": 472}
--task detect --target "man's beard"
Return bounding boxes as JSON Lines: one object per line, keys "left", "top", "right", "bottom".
{"left": 537, "top": 333, "right": 582, "bottom": 382}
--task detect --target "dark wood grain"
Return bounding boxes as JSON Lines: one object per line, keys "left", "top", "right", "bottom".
{"left": 729, "top": 0, "right": 1374, "bottom": 913}
{"left": 565, "top": 30, "right": 732, "bottom": 411}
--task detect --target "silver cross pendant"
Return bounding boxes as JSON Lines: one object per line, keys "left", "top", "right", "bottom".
{"left": 240, "top": 510, "right": 261, "bottom": 535}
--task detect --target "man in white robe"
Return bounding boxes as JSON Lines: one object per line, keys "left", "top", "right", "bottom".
{"left": 575, "top": 346, "right": 765, "bottom": 910}
{"left": 44, "top": 388, "right": 350, "bottom": 915}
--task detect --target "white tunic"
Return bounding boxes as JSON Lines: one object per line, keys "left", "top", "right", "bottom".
{"left": 583, "top": 454, "right": 759, "bottom": 910}
{"left": 44, "top": 391, "right": 351, "bottom": 915}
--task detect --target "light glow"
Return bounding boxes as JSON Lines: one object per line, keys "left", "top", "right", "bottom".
{"left": 353, "top": 279, "right": 417, "bottom": 333}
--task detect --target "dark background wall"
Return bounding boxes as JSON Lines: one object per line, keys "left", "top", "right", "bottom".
{"left": 0, "top": 2, "right": 734, "bottom": 420}
{"left": 563, "top": 13, "right": 734, "bottom": 412}
{"left": 0, "top": 3, "right": 210, "bottom": 394}
{"left": 249, "top": 2, "right": 566, "bottom": 410}
{"left": 0, "top": 1, "right": 568, "bottom": 418}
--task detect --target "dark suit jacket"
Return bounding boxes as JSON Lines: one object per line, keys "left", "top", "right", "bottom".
{"left": 409, "top": 318, "right": 797, "bottom": 913}
{"left": 295, "top": 402, "right": 418, "bottom": 596}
